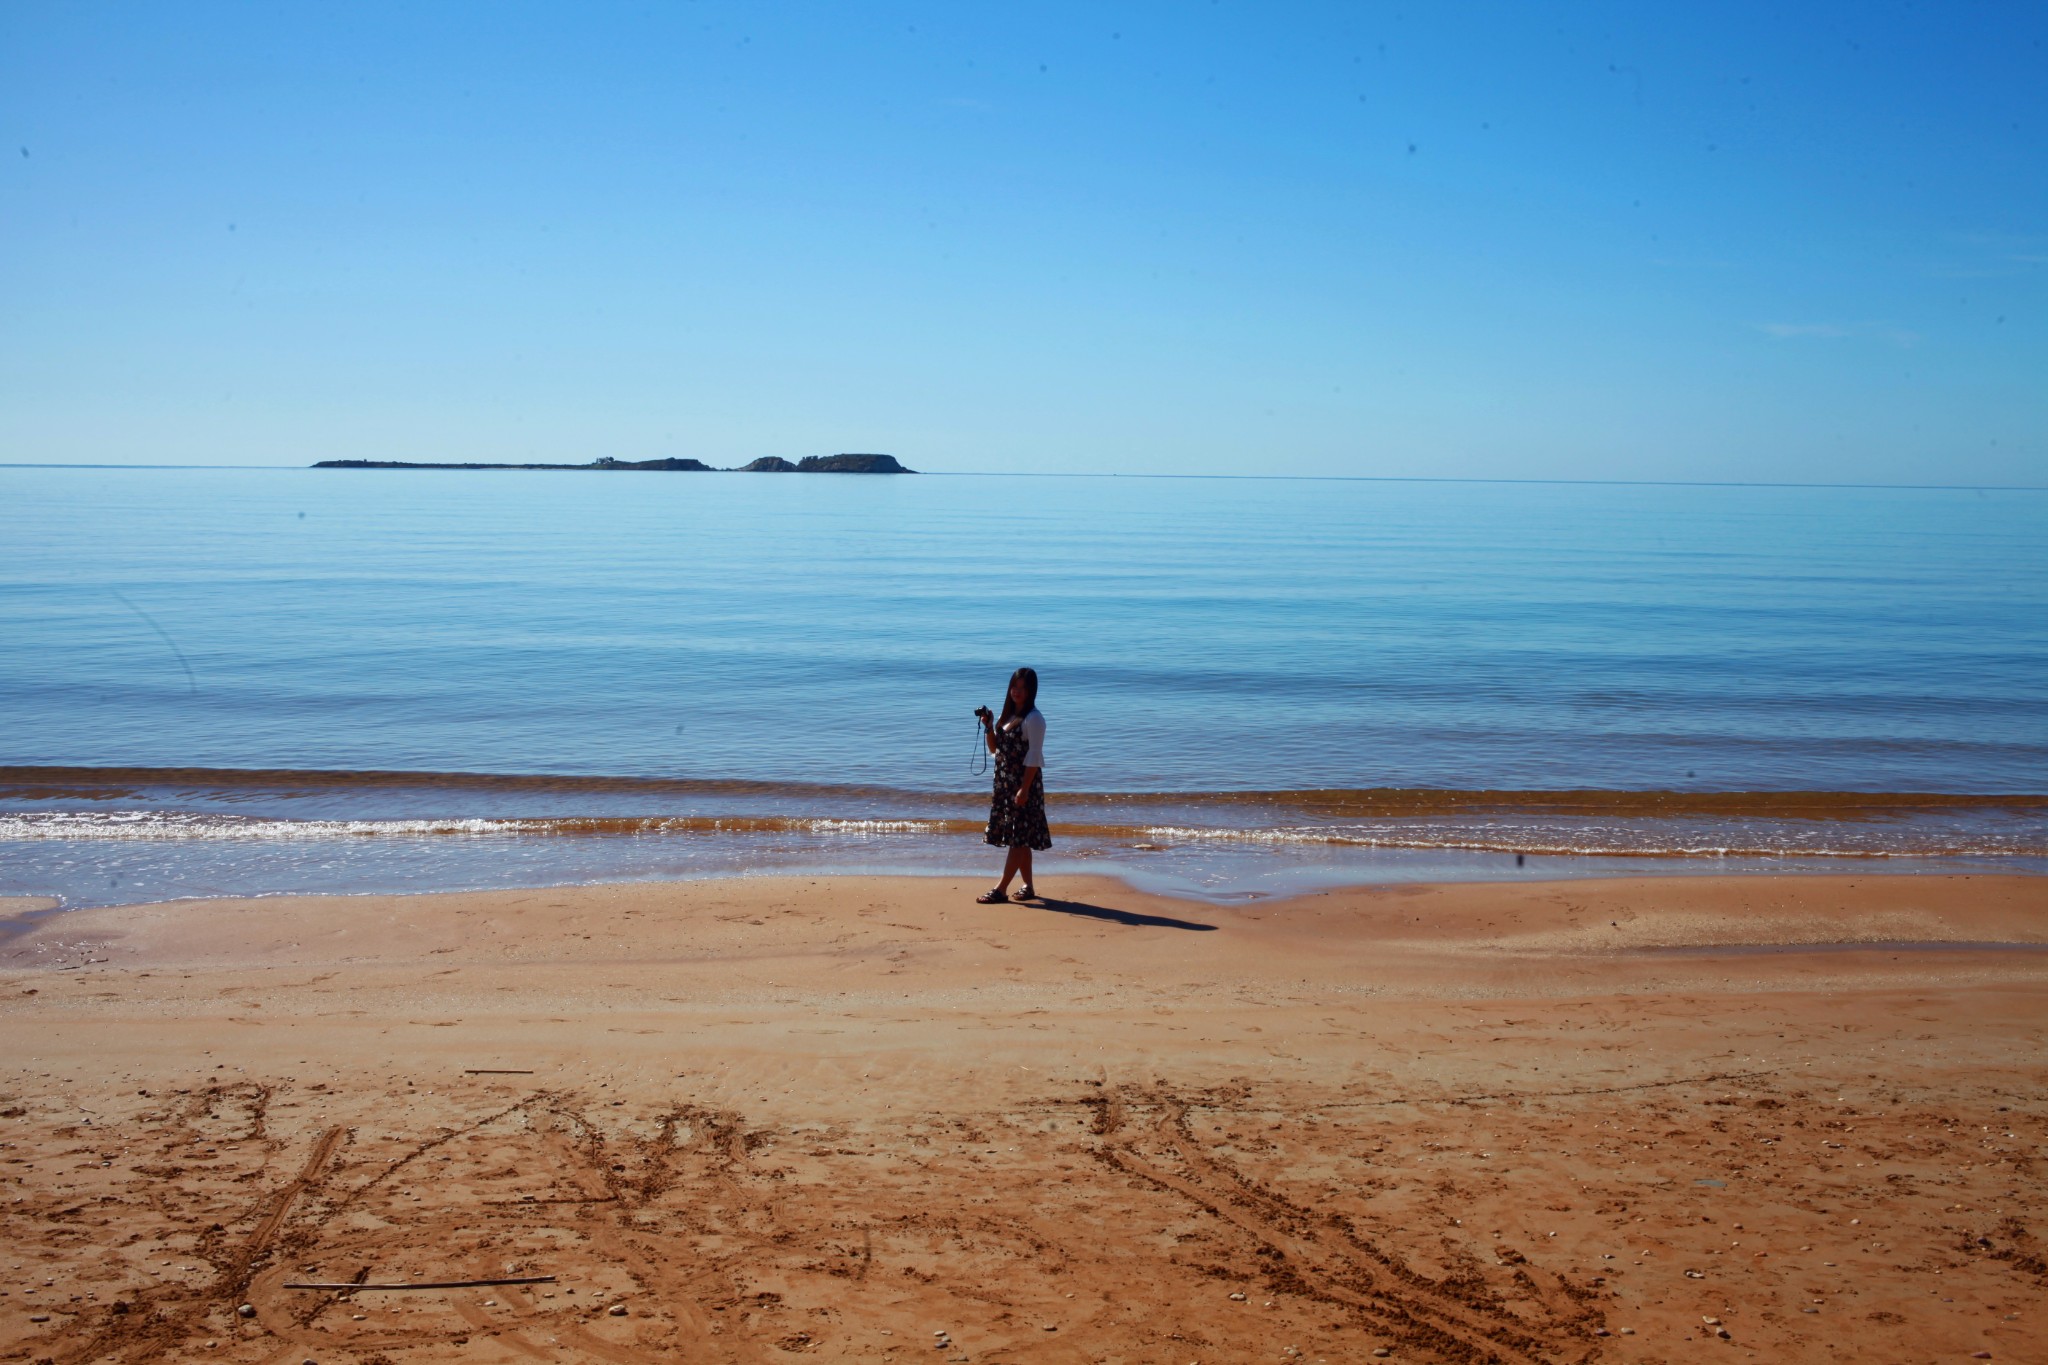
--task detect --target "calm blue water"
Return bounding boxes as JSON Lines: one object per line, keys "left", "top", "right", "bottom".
{"left": 2, "top": 466, "right": 2043, "bottom": 905}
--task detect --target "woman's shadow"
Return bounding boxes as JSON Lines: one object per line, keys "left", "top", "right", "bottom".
{"left": 1016, "top": 894, "right": 1217, "bottom": 932}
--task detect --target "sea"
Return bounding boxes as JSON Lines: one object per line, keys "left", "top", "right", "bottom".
{"left": 3, "top": 464, "right": 2044, "bottom": 909}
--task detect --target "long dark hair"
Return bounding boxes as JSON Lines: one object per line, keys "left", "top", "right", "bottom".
{"left": 998, "top": 666, "right": 1039, "bottom": 727}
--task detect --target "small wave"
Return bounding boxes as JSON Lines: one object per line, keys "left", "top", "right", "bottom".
{"left": 0, "top": 812, "right": 972, "bottom": 842}
{"left": 2, "top": 810, "right": 2039, "bottom": 859}
{"left": 1, "top": 766, "right": 2040, "bottom": 820}
{"left": 1108, "top": 824, "right": 2042, "bottom": 859}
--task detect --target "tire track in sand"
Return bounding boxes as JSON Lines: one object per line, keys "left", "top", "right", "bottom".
{"left": 1087, "top": 1086, "right": 1602, "bottom": 1365}
{"left": 57, "top": 1123, "right": 345, "bottom": 1365}
{"left": 235, "top": 1125, "right": 345, "bottom": 1281}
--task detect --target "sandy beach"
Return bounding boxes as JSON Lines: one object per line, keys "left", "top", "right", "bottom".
{"left": 2, "top": 872, "right": 2044, "bottom": 1364}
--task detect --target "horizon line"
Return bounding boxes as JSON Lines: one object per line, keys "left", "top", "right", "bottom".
{"left": 0, "top": 462, "right": 2043, "bottom": 493}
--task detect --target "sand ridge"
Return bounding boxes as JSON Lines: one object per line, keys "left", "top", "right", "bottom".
{"left": 0, "top": 873, "right": 2043, "bottom": 1363}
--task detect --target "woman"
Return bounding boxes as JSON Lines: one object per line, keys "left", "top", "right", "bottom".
{"left": 977, "top": 666, "right": 1050, "bottom": 903}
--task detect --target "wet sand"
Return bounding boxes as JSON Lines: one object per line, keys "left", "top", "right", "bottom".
{"left": 1, "top": 872, "right": 2044, "bottom": 1364}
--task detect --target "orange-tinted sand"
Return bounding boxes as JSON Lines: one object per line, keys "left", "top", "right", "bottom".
{"left": 2, "top": 873, "right": 2043, "bottom": 1363}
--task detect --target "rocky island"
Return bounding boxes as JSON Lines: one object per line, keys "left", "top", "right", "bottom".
{"left": 314, "top": 453, "right": 914, "bottom": 473}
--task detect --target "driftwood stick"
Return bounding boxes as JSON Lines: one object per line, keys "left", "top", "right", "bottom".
{"left": 284, "top": 1275, "right": 556, "bottom": 1291}
{"left": 463, "top": 1069, "right": 535, "bottom": 1074}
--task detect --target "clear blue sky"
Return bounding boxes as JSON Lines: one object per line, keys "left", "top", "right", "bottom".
{"left": 3, "top": 1, "right": 2043, "bottom": 482}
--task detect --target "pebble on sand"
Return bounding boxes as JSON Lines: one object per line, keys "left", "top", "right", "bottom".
{"left": 608, "top": 1303, "right": 628, "bottom": 1316}
{"left": 237, "top": 1303, "right": 256, "bottom": 1318}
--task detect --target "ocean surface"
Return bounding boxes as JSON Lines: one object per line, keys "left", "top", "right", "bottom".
{"left": 2, "top": 465, "right": 2043, "bottom": 907}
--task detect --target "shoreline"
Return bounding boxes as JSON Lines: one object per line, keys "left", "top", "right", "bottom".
{"left": 6, "top": 848, "right": 2045, "bottom": 922}
{"left": 11, "top": 766, "right": 2044, "bottom": 913}
{"left": 3, "top": 871, "right": 2043, "bottom": 1362}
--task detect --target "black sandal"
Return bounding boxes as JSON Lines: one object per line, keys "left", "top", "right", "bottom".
{"left": 975, "top": 887, "right": 1010, "bottom": 904}
{"left": 1016, "top": 885, "right": 1038, "bottom": 901}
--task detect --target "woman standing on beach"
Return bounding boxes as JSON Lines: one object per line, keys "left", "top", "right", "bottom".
{"left": 977, "top": 667, "right": 1050, "bottom": 903}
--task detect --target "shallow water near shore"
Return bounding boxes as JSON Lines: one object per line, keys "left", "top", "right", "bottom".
{"left": 2, "top": 466, "right": 2043, "bottom": 906}
{"left": 1, "top": 767, "right": 2043, "bottom": 908}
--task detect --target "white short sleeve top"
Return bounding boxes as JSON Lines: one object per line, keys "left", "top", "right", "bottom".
{"left": 1020, "top": 709, "right": 1046, "bottom": 768}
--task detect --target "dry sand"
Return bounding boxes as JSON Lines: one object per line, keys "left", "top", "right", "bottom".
{"left": 1, "top": 872, "right": 2043, "bottom": 1364}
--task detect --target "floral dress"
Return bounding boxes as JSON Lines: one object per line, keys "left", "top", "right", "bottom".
{"left": 984, "top": 719, "right": 1052, "bottom": 850}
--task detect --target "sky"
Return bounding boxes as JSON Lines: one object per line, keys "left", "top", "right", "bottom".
{"left": 2, "top": 1, "right": 2043, "bottom": 482}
